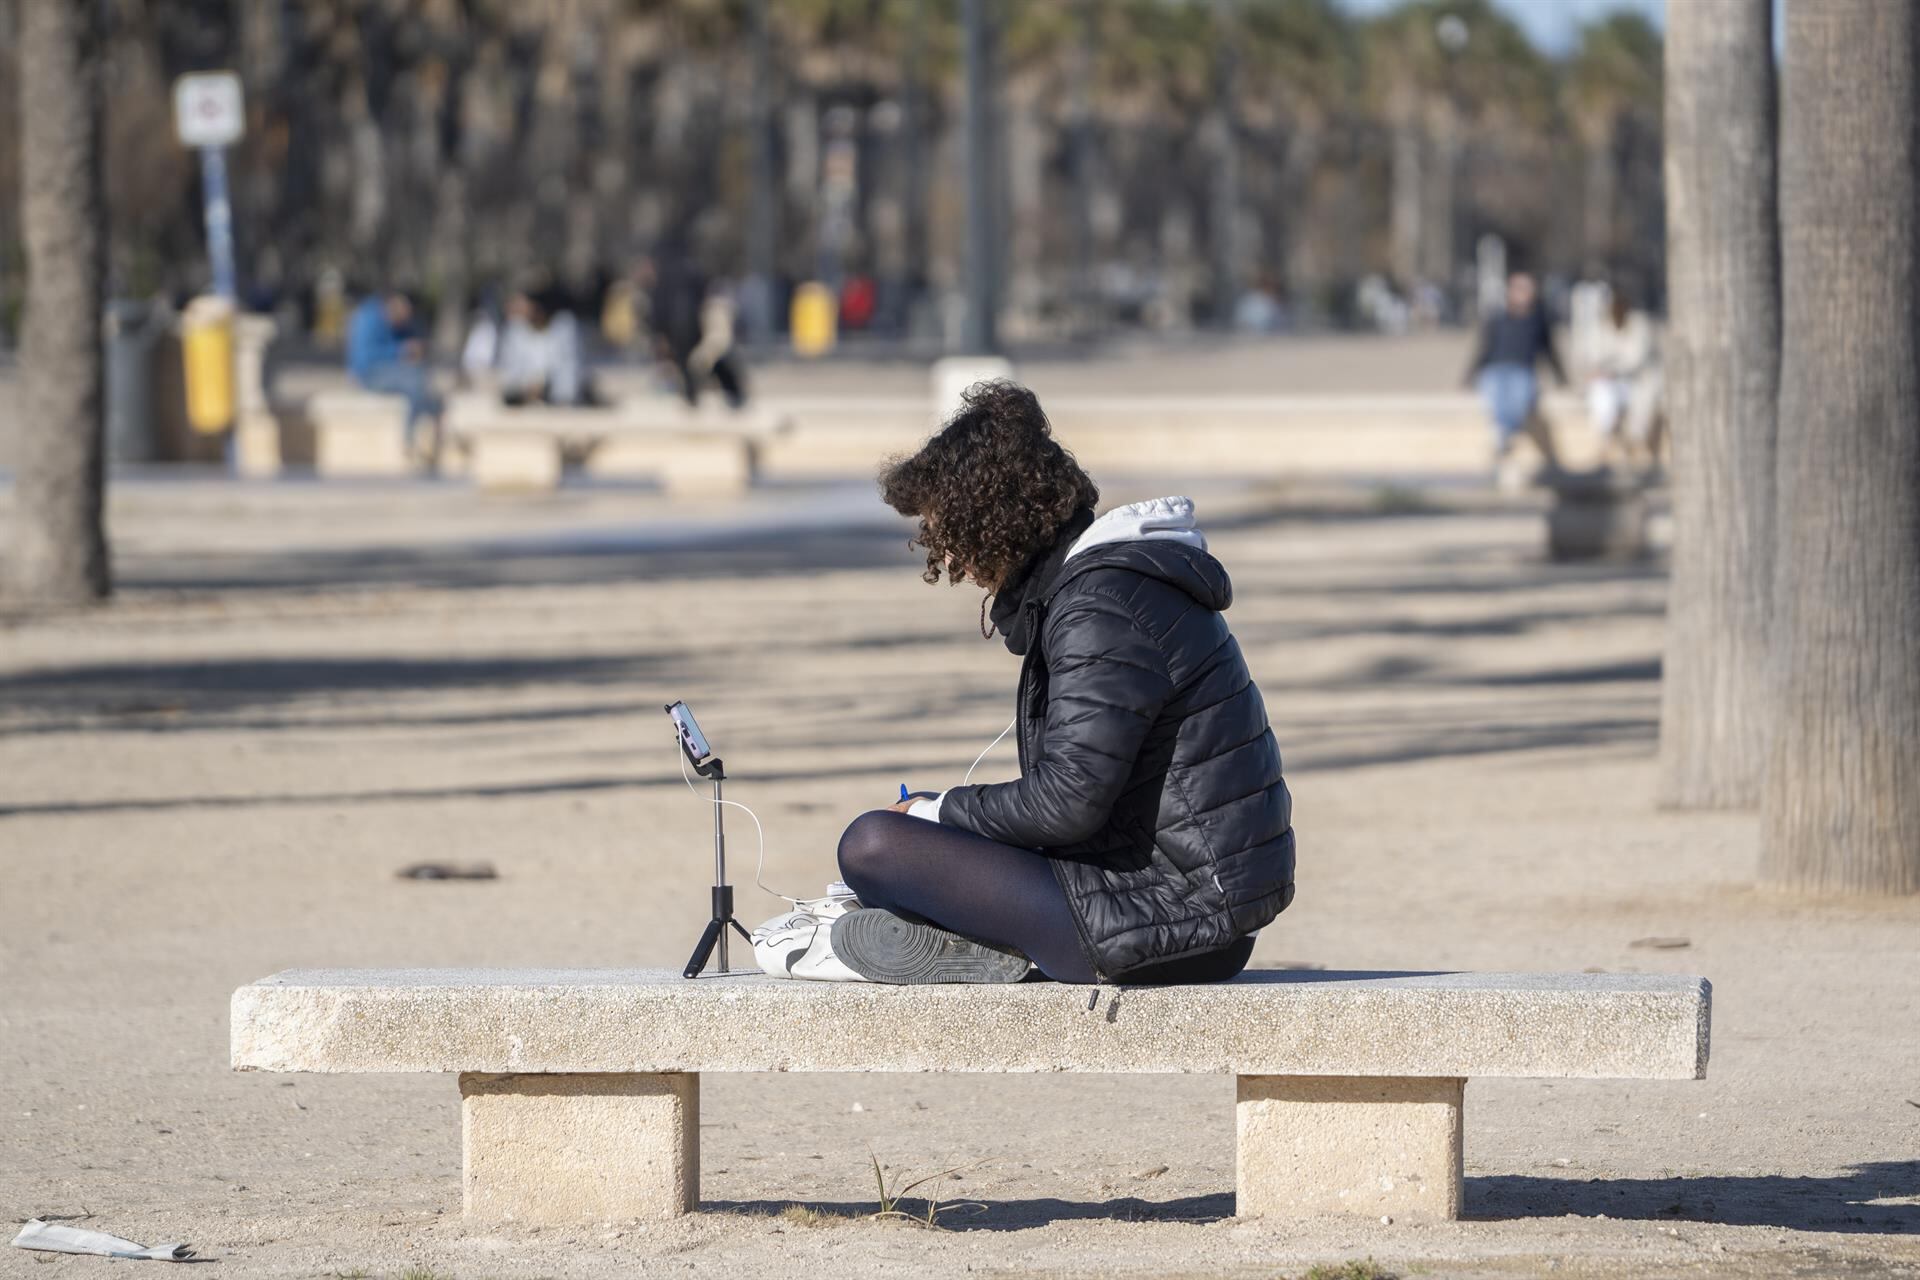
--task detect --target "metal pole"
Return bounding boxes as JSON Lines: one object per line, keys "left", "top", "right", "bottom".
{"left": 961, "top": 0, "right": 997, "bottom": 354}
{"left": 199, "top": 145, "right": 238, "bottom": 299}
{"left": 1209, "top": 0, "right": 1240, "bottom": 328}
{"left": 746, "top": 0, "right": 777, "bottom": 344}
{"left": 1070, "top": 0, "right": 1096, "bottom": 318}
{"left": 903, "top": 0, "right": 928, "bottom": 296}
{"left": 712, "top": 774, "right": 729, "bottom": 972}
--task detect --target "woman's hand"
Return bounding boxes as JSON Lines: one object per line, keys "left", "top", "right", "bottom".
{"left": 888, "top": 798, "right": 918, "bottom": 814}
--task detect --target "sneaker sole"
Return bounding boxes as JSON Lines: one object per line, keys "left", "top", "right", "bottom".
{"left": 830, "top": 909, "right": 1032, "bottom": 985}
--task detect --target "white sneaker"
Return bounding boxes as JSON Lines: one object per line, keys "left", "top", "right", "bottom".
{"left": 750, "top": 883, "right": 866, "bottom": 982}
{"left": 789, "top": 880, "right": 859, "bottom": 922}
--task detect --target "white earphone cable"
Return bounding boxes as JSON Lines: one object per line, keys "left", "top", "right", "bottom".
{"left": 963, "top": 718, "right": 1018, "bottom": 787}
{"left": 678, "top": 745, "right": 793, "bottom": 903}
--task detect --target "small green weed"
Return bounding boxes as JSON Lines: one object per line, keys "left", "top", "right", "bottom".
{"left": 327, "top": 1270, "right": 370, "bottom": 1280}
{"left": 776, "top": 1204, "right": 841, "bottom": 1228}
{"left": 1302, "top": 1261, "right": 1399, "bottom": 1280}
{"left": 867, "top": 1150, "right": 986, "bottom": 1228}
{"left": 396, "top": 1268, "right": 454, "bottom": 1280}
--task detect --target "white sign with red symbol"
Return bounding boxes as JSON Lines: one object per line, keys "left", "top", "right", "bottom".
{"left": 172, "top": 72, "right": 245, "bottom": 149}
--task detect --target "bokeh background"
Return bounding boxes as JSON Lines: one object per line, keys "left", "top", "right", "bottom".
{"left": 0, "top": 0, "right": 1665, "bottom": 359}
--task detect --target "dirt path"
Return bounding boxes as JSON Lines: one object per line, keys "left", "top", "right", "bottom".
{"left": 2, "top": 477, "right": 1916, "bottom": 1279}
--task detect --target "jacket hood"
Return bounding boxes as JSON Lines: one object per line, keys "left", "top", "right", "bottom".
{"left": 1053, "top": 496, "right": 1232, "bottom": 611}
{"left": 1067, "top": 495, "right": 1208, "bottom": 559}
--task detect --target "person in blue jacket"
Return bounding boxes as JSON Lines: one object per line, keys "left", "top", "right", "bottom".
{"left": 1465, "top": 270, "right": 1566, "bottom": 483}
{"left": 346, "top": 291, "right": 442, "bottom": 462}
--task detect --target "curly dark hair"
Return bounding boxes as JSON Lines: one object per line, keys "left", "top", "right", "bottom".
{"left": 878, "top": 380, "right": 1099, "bottom": 590}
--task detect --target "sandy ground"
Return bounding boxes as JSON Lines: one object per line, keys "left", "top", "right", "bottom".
{"left": 1, "top": 471, "right": 1917, "bottom": 1280}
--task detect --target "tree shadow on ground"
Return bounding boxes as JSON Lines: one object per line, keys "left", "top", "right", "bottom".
{"left": 1289, "top": 715, "right": 1655, "bottom": 773}
{"left": 1230, "top": 543, "right": 1666, "bottom": 599}
{"left": 707, "top": 1192, "right": 1235, "bottom": 1230}
{"left": 1238, "top": 653, "right": 1660, "bottom": 694}
{"left": 112, "top": 522, "right": 920, "bottom": 596}
{"left": 1463, "top": 658, "right": 1660, "bottom": 687}
{"left": 1471, "top": 1162, "right": 1919, "bottom": 1234}
{"left": 0, "top": 761, "right": 890, "bottom": 818}
{"left": 0, "top": 653, "right": 692, "bottom": 721}
{"left": 0, "top": 694, "right": 669, "bottom": 738}
{"left": 1281, "top": 606, "right": 1664, "bottom": 643}
{"left": 714, "top": 1163, "right": 1918, "bottom": 1233}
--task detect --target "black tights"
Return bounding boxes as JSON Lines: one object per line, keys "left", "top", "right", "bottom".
{"left": 835, "top": 811, "right": 1255, "bottom": 985}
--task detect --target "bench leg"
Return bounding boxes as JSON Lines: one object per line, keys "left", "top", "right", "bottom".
{"left": 1236, "top": 1075, "right": 1463, "bottom": 1220}
{"left": 233, "top": 412, "right": 283, "bottom": 478}
{"left": 468, "top": 435, "right": 562, "bottom": 492}
{"left": 460, "top": 1072, "right": 698, "bottom": 1222}
{"left": 316, "top": 419, "right": 411, "bottom": 477}
{"left": 659, "top": 441, "right": 755, "bottom": 500}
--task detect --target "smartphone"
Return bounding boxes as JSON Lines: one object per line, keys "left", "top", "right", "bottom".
{"left": 665, "top": 701, "right": 713, "bottom": 765}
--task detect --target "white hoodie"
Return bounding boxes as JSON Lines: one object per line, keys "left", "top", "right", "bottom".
{"left": 1064, "top": 494, "right": 1208, "bottom": 561}
{"left": 908, "top": 497, "right": 1207, "bottom": 823}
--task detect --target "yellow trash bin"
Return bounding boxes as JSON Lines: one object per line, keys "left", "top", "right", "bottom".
{"left": 312, "top": 268, "right": 347, "bottom": 350}
{"left": 181, "top": 295, "right": 235, "bottom": 434}
{"left": 601, "top": 280, "right": 638, "bottom": 349}
{"left": 790, "top": 281, "right": 837, "bottom": 358}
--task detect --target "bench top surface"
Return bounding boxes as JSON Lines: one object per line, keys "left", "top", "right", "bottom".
{"left": 232, "top": 968, "right": 1709, "bottom": 1081}
{"left": 444, "top": 397, "right": 786, "bottom": 438}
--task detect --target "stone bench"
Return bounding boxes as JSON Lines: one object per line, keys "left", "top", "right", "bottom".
{"left": 231, "top": 968, "right": 1709, "bottom": 1225}
{"left": 307, "top": 390, "right": 416, "bottom": 477}
{"left": 445, "top": 394, "right": 788, "bottom": 497}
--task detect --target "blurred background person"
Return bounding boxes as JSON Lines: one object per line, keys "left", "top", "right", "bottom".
{"left": 641, "top": 251, "right": 745, "bottom": 408}
{"left": 1466, "top": 270, "right": 1567, "bottom": 489}
{"left": 498, "top": 283, "right": 598, "bottom": 408}
{"left": 1232, "top": 276, "right": 1291, "bottom": 334}
{"left": 686, "top": 282, "right": 748, "bottom": 410}
{"left": 345, "top": 289, "right": 442, "bottom": 464}
{"left": 638, "top": 251, "right": 705, "bottom": 406}
{"left": 459, "top": 290, "right": 502, "bottom": 388}
{"left": 1584, "top": 291, "right": 1666, "bottom": 471}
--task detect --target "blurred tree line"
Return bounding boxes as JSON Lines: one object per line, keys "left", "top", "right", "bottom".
{"left": 0, "top": 0, "right": 1662, "bottom": 345}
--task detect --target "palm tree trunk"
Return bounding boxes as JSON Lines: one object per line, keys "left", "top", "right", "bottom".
{"left": 8, "top": 0, "right": 109, "bottom": 605}
{"left": 1422, "top": 108, "right": 1459, "bottom": 291}
{"left": 1067, "top": 0, "right": 1096, "bottom": 317}
{"left": 1207, "top": 0, "right": 1240, "bottom": 327}
{"left": 1388, "top": 113, "right": 1422, "bottom": 289}
{"left": 1655, "top": 0, "right": 1778, "bottom": 808}
{"left": 1582, "top": 123, "right": 1617, "bottom": 274}
{"left": 960, "top": 0, "right": 999, "bottom": 353}
{"left": 1761, "top": 0, "right": 1920, "bottom": 894}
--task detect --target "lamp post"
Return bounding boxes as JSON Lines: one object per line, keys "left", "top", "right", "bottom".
{"left": 961, "top": 0, "right": 998, "bottom": 354}
{"left": 1070, "top": 0, "right": 1097, "bottom": 324}
{"left": 745, "top": 0, "right": 777, "bottom": 344}
{"left": 1209, "top": 0, "right": 1241, "bottom": 328}
{"left": 903, "top": 0, "right": 929, "bottom": 303}
{"left": 1433, "top": 14, "right": 1469, "bottom": 306}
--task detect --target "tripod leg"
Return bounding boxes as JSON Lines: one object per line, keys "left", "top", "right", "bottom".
{"left": 729, "top": 918, "right": 753, "bottom": 942}
{"left": 683, "top": 917, "right": 725, "bottom": 979}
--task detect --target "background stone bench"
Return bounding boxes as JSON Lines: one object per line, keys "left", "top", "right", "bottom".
{"left": 445, "top": 394, "right": 789, "bottom": 497}
{"left": 306, "top": 390, "right": 414, "bottom": 477}
{"left": 230, "top": 968, "right": 1710, "bottom": 1225}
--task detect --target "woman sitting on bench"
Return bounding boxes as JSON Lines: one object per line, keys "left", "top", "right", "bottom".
{"left": 769, "top": 381, "right": 1296, "bottom": 986}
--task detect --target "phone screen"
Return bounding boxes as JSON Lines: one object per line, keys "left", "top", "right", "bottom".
{"left": 666, "top": 701, "right": 713, "bottom": 763}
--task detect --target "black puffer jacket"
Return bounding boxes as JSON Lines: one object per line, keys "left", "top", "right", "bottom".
{"left": 938, "top": 511, "right": 1295, "bottom": 981}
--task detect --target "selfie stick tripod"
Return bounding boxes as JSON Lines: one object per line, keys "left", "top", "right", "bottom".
{"left": 682, "top": 750, "right": 751, "bottom": 978}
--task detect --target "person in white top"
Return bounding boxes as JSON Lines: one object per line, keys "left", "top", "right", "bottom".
{"left": 1585, "top": 293, "right": 1665, "bottom": 469}
{"left": 498, "top": 287, "right": 595, "bottom": 407}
